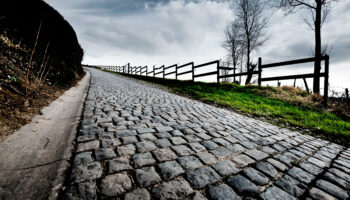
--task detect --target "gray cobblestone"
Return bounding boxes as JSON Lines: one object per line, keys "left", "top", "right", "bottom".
{"left": 71, "top": 162, "right": 102, "bottom": 183}
{"left": 212, "top": 160, "right": 239, "bottom": 176}
{"left": 133, "top": 152, "right": 156, "bottom": 168}
{"left": 64, "top": 69, "right": 349, "bottom": 199}
{"left": 124, "top": 188, "right": 150, "bottom": 200}
{"left": 158, "top": 160, "right": 184, "bottom": 181}
{"left": 186, "top": 166, "right": 221, "bottom": 189}
{"left": 153, "top": 178, "right": 193, "bottom": 199}
{"left": 178, "top": 156, "right": 203, "bottom": 170}
{"left": 227, "top": 175, "right": 259, "bottom": 197}
{"left": 244, "top": 167, "right": 269, "bottom": 186}
{"left": 153, "top": 148, "right": 178, "bottom": 162}
{"left": 135, "top": 166, "right": 162, "bottom": 187}
{"left": 209, "top": 184, "right": 241, "bottom": 200}
{"left": 100, "top": 172, "right": 132, "bottom": 196}
{"left": 108, "top": 157, "right": 133, "bottom": 174}
{"left": 94, "top": 148, "right": 116, "bottom": 160}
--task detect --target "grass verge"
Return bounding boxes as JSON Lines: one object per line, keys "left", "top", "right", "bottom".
{"left": 105, "top": 70, "right": 350, "bottom": 147}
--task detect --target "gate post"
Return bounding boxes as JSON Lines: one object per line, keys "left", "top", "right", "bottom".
{"left": 323, "top": 55, "right": 329, "bottom": 106}
{"left": 258, "top": 57, "right": 262, "bottom": 87}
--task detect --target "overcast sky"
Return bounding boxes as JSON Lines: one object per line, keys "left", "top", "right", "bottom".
{"left": 43, "top": 0, "right": 350, "bottom": 93}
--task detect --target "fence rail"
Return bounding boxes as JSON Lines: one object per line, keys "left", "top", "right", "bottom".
{"left": 86, "top": 54, "right": 330, "bottom": 105}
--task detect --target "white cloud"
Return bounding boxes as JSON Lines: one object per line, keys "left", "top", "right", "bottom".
{"left": 43, "top": 0, "right": 350, "bottom": 92}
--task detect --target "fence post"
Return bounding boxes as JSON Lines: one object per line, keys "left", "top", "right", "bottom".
{"left": 163, "top": 65, "right": 165, "bottom": 79}
{"left": 345, "top": 88, "right": 349, "bottom": 101}
{"left": 192, "top": 63, "right": 195, "bottom": 82}
{"left": 258, "top": 57, "right": 262, "bottom": 87}
{"left": 217, "top": 61, "right": 220, "bottom": 84}
{"left": 323, "top": 54, "right": 329, "bottom": 107}
{"left": 175, "top": 64, "right": 178, "bottom": 80}
{"left": 153, "top": 65, "right": 155, "bottom": 77}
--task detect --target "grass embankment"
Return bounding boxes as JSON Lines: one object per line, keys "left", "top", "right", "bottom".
{"left": 107, "top": 71, "right": 350, "bottom": 146}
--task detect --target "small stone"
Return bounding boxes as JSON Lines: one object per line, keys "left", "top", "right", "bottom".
{"left": 201, "top": 140, "right": 219, "bottom": 150}
{"left": 212, "top": 160, "right": 239, "bottom": 176}
{"left": 94, "top": 148, "right": 116, "bottom": 160}
{"left": 288, "top": 167, "right": 315, "bottom": 184}
{"left": 74, "top": 152, "right": 93, "bottom": 166}
{"left": 133, "top": 152, "right": 156, "bottom": 168}
{"left": 211, "top": 147, "right": 232, "bottom": 159}
{"left": 135, "top": 167, "right": 162, "bottom": 187}
{"left": 274, "top": 154, "right": 294, "bottom": 167}
{"left": 171, "top": 137, "right": 188, "bottom": 145}
{"left": 324, "top": 172, "right": 350, "bottom": 190}
{"left": 227, "top": 175, "right": 259, "bottom": 197}
{"left": 117, "top": 144, "right": 136, "bottom": 156}
{"left": 172, "top": 145, "right": 194, "bottom": 156}
{"left": 153, "top": 148, "right": 178, "bottom": 162}
{"left": 184, "top": 135, "right": 202, "bottom": 143}
{"left": 178, "top": 156, "right": 203, "bottom": 170}
{"left": 260, "top": 186, "right": 296, "bottom": 200}
{"left": 100, "top": 172, "right": 132, "bottom": 196}
{"left": 192, "top": 192, "right": 208, "bottom": 200}
{"left": 226, "top": 144, "right": 246, "bottom": 155}
{"left": 71, "top": 162, "right": 102, "bottom": 183}
{"left": 197, "top": 152, "right": 217, "bottom": 165}
{"left": 189, "top": 143, "right": 206, "bottom": 153}
{"left": 316, "top": 179, "right": 349, "bottom": 200}
{"left": 63, "top": 180, "right": 97, "bottom": 200}
{"left": 77, "top": 140, "right": 100, "bottom": 152}
{"left": 158, "top": 160, "right": 184, "bottom": 181}
{"left": 245, "top": 149, "right": 269, "bottom": 161}
{"left": 121, "top": 136, "right": 138, "bottom": 144}
{"left": 209, "top": 184, "right": 241, "bottom": 200}
{"left": 108, "top": 157, "right": 133, "bottom": 174}
{"left": 267, "top": 158, "right": 288, "bottom": 172}
{"left": 156, "top": 126, "right": 174, "bottom": 132}
{"left": 155, "top": 138, "right": 172, "bottom": 148}
{"left": 124, "top": 188, "right": 150, "bottom": 200}
{"left": 186, "top": 166, "right": 221, "bottom": 189}
{"left": 77, "top": 134, "right": 95, "bottom": 143}
{"left": 299, "top": 161, "right": 323, "bottom": 176}
{"left": 155, "top": 131, "right": 172, "bottom": 138}
{"left": 139, "top": 133, "right": 157, "bottom": 141}
{"left": 137, "top": 128, "right": 156, "bottom": 134}
{"left": 261, "top": 146, "right": 278, "bottom": 154}
{"left": 243, "top": 167, "right": 269, "bottom": 186}
{"left": 308, "top": 157, "right": 329, "bottom": 168}
{"left": 275, "top": 175, "right": 306, "bottom": 197}
{"left": 136, "top": 141, "right": 157, "bottom": 153}
{"left": 212, "top": 138, "right": 231, "bottom": 146}
{"left": 255, "top": 162, "right": 278, "bottom": 178}
{"left": 309, "top": 187, "right": 337, "bottom": 200}
{"left": 152, "top": 178, "right": 193, "bottom": 199}
{"left": 232, "top": 154, "right": 255, "bottom": 168}
{"left": 115, "top": 129, "right": 137, "bottom": 137}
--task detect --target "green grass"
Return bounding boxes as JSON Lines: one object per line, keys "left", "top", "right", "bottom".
{"left": 105, "top": 70, "right": 350, "bottom": 146}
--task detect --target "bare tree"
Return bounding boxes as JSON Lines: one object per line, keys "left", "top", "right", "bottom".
{"left": 233, "top": 0, "right": 270, "bottom": 85}
{"left": 276, "top": 0, "right": 339, "bottom": 93}
{"left": 223, "top": 20, "right": 244, "bottom": 83}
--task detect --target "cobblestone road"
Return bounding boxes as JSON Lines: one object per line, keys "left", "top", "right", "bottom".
{"left": 63, "top": 68, "right": 350, "bottom": 200}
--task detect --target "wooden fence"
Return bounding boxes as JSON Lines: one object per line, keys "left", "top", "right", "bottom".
{"left": 87, "top": 54, "right": 329, "bottom": 105}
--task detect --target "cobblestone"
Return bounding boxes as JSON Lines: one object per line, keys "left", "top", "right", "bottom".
{"left": 152, "top": 178, "right": 193, "bottom": 199}
{"left": 64, "top": 69, "right": 349, "bottom": 199}
{"left": 100, "top": 173, "right": 132, "bottom": 196}
{"left": 158, "top": 160, "right": 184, "bottom": 181}
{"left": 227, "top": 175, "right": 259, "bottom": 197}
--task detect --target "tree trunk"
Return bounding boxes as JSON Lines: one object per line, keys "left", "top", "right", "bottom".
{"left": 313, "top": 2, "right": 322, "bottom": 94}
{"left": 245, "top": 40, "right": 251, "bottom": 85}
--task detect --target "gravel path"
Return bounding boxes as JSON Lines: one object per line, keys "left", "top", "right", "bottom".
{"left": 63, "top": 68, "right": 350, "bottom": 200}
